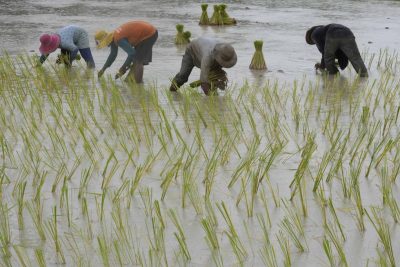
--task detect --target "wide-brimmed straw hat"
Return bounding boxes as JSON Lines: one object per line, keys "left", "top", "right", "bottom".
{"left": 39, "top": 34, "right": 60, "bottom": 55}
{"left": 95, "top": 30, "right": 114, "bottom": 49}
{"left": 305, "top": 26, "right": 322, "bottom": 45}
{"left": 214, "top": 43, "right": 237, "bottom": 68}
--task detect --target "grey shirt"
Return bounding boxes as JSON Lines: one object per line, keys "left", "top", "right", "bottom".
{"left": 186, "top": 37, "right": 221, "bottom": 83}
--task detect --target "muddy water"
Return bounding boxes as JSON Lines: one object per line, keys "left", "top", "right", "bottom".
{"left": 1, "top": 1, "right": 400, "bottom": 267}
{"left": 1, "top": 0, "right": 400, "bottom": 85}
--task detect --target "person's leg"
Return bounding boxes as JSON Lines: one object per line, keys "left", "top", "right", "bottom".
{"left": 340, "top": 38, "right": 368, "bottom": 77}
{"left": 79, "top": 48, "right": 95, "bottom": 69}
{"left": 170, "top": 51, "right": 195, "bottom": 91}
{"left": 324, "top": 38, "right": 340, "bottom": 75}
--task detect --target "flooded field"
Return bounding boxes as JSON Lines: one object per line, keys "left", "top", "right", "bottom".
{"left": 1, "top": 0, "right": 400, "bottom": 266}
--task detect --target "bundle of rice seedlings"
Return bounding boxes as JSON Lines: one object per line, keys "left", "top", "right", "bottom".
{"left": 175, "top": 24, "right": 188, "bottom": 45}
{"left": 210, "top": 5, "right": 224, "bottom": 26}
{"left": 56, "top": 53, "right": 81, "bottom": 65}
{"left": 189, "top": 68, "right": 227, "bottom": 90}
{"left": 199, "top": 4, "right": 209, "bottom": 25}
{"left": 249, "top": 40, "right": 267, "bottom": 70}
{"left": 183, "top": 31, "right": 191, "bottom": 44}
{"left": 219, "top": 4, "right": 236, "bottom": 25}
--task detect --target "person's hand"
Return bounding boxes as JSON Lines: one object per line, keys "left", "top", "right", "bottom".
{"left": 98, "top": 69, "right": 105, "bottom": 78}
{"left": 115, "top": 68, "right": 126, "bottom": 80}
{"left": 201, "top": 82, "right": 211, "bottom": 95}
{"left": 315, "top": 63, "right": 323, "bottom": 70}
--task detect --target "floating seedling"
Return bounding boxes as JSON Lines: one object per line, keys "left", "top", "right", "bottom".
{"left": 219, "top": 4, "right": 237, "bottom": 25}
{"left": 199, "top": 4, "right": 210, "bottom": 25}
{"left": 250, "top": 40, "right": 267, "bottom": 70}
{"left": 210, "top": 5, "right": 224, "bottom": 25}
{"left": 175, "top": 24, "right": 191, "bottom": 45}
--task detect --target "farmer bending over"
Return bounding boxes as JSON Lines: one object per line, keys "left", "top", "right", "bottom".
{"left": 306, "top": 24, "right": 368, "bottom": 77}
{"left": 95, "top": 21, "right": 158, "bottom": 83}
{"left": 170, "top": 37, "right": 237, "bottom": 95}
{"left": 38, "top": 25, "right": 95, "bottom": 68}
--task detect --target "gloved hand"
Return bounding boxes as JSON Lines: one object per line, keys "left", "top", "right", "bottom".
{"left": 115, "top": 68, "right": 126, "bottom": 80}
{"left": 98, "top": 69, "right": 105, "bottom": 78}
{"left": 201, "top": 82, "right": 211, "bottom": 95}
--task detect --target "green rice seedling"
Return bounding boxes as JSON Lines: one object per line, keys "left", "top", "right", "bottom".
{"left": 290, "top": 133, "right": 316, "bottom": 216}
{"left": 199, "top": 4, "right": 210, "bottom": 25}
{"left": 257, "top": 214, "right": 278, "bottom": 267}
{"left": 217, "top": 202, "right": 247, "bottom": 264}
{"left": 34, "top": 248, "right": 47, "bottom": 267}
{"left": 45, "top": 206, "right": 66, "bottom": 264}
{"left": 312, "top": 151, "right": 333, "bottom": 192}
{"left": 327, "top": 198, "right": 346, "bottom": 241}
{"left": 139, "top": 187, "right": 153, "bottom": 217}
{"left": 26, "top": 200, "right": 46, "bottom": 240}
{"left": 183, "top": 31, "right": 191, "bottom": 43}
{"left": 366, "top": 207, "right": 396, "bottom": 267}
{"left": 325, "top": 222, "right": 348, "bottom": 267}
{"left": 352, "top": 181, "right": 365, "bottom": 232}
{"left": 201, "top": 216, "right": 223, "bottom": 267}
{"left": 209, "top": 5, "right": 224, "bottom": 26}
{"left": 78, "top": 165, "right": 93, "bottom": 199}
{"left": 249, "top": 40, "right": 267, "bottom": 70}
{"left": 280, "top": 201, "right": 307, "bottom": 252}
{"left": 276, "top": 230, "right": 291, "bottom": 267}
{"left": 175, "top": 24, "right": 190, "bottom": 45}
{"left": 13, "top": 245, "right": 31, "bottom": 267}
{"left": 14, "top": 180, "right": 27, "bottom": 229}
{"left": 0, "top": 204, "right": 11, "bottom": 259}
{"left": 219, "top": 4, "right": 236, "bottom": 25}
{"left": 322, "top": 238, "right": 336, "bottom": 267}
{"left": 259, "top": 187, "right": 272, "bottom": 228}
{"left": 168, "top": 209, "right": 191, "bottom": 262}
{"left": 98, "top": 234, "right": 111, "bottom": 267}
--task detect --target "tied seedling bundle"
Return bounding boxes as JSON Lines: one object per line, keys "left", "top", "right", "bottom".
{"left": 56, "top": 53, "right": 81, "bottom": 66}
{"left": 175, "top": 24, "right": 191, "bottom": 45}
{"left": 249, "top": 40, "right": 267, "bottom": 70}
{"left": 189, "top": 68, "right": 228, "bottom": 91}
{"left": 199, "top": 4, "right": 209, "bottom": 25}
{"left": 219, "top": 4, "right": 236, "bottom": 25}
{"left": 210, "top": 5, "right": 224, "bottom": 26}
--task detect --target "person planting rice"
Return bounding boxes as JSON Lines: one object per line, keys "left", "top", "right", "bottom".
{"left": 306, "top": 24, "right": 368, "bottom": 77}
{"left": 169, "top": 37, "right": 237, "bottom": 95}
{"left": 38, "top": 25, "right": 95, "bottom": 68}
{"left": 95, "top": 21, "right": 158, "bottom": 83}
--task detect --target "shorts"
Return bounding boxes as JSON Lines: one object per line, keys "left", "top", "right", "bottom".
{"left": 134, "top": 30, "right": 158, "bottom": 65}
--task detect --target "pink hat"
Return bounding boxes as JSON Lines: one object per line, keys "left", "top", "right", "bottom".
{"left": 39, "top": 34, "right": 60, "bottom": 55}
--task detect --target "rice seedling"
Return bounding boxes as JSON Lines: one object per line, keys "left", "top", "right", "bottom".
{"left": 201, "top": 215, "right": 223, "bottom": 267}
{"left": 258, "top": 214, "right": 278, "bottom": 267}
{"left": 168, "top": 209, "right": 191, "bottom": 262}
{"left": 249, "top": 40, "right": 267, "bottom": 70}
{"left": 276, "top": 230, "right": 291, "bottom": 267}
{"left": 209, "top": 5, "right": 224, "bottom": 26}
{"left": 13, "top": 245, "right": 31, "bottom": 267}
{"left": 199, "top": 4, "right": 210, "bottom": 25}
{"left": 366, "top": 207, "right": 396, "bottom": 267}
{"left": 325, "top": 222, "right": 348, "bottom": 267}
{"left": 219, "top": 4, "right": 237, "bottom": 25}
{"left": 34, "top": 248, "right": 47, "bottom": 267}
{"left": 0, "top": 204, "right": 11, "bottom": 259}
{"left": 289, "top": 133, "right": 316, "bottom": 216}
{"left": 45, "top": 206, "right": 66, "bottom": 264}
{"left": 280, "top": 201, "right": 308, "bottom": 252}
{"left": 175, "top": 24, "right": 191, "bottom": 45}
{"left": 217, "top": 202, "right": 247, "bottom": 264}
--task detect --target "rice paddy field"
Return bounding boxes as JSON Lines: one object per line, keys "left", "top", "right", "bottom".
{"left": 1, "top": 0, "right": 400, "bottom": 266}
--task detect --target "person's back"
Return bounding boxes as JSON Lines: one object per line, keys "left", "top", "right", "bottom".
{"left": 186, "top": 37, "right": 218, "bottom": 68}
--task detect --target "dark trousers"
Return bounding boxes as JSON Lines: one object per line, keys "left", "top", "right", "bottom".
{"left": 324, "top": 37, "right": 368, "bottom": 76}
{"left": 173, "top": 50, "right": 195, "bottom": 87}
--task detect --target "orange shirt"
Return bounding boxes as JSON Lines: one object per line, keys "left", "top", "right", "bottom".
{"left": 113, "top": 21, "right": 156, "bottom": 46}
